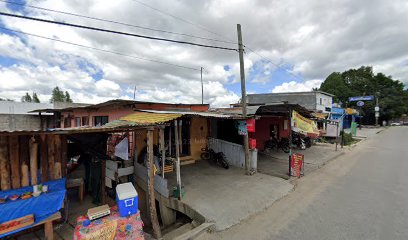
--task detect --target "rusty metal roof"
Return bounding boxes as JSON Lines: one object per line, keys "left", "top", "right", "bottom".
{"left": 138, "top": 109, "right": 244, "bottom": 119}
{"left": 118, "top": 112, "right": 182, "bottom": 124}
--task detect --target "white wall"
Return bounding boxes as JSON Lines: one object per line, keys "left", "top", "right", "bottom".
{"left": 315, "top": 93, "right": 333, "bottom": 113}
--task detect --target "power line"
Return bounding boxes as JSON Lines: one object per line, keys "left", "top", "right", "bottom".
{"left": 127, "top": 1, "right": 303, "bottom": 81}
{"left": 0, "top": 12, "right": 238, "bottom": 51}
{"left": 245, "top": 46, "right": 303, "bottom": 81}
{"left": 131, "top": 0, "right": 236, "bottom": 43}
{"left": 0, "top": 26, "right": 202, "bottom": 71}
{"left": 0, "top": 0, "right": 236, "bottom": 45}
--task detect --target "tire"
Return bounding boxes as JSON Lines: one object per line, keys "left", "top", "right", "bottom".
{"left": 221, "top": 159, "right": 229, "bottom": 169}
{"left": 201, "top": 152, "right": 211, "bottom": 160}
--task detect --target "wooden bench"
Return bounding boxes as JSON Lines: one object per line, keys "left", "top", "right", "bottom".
{"left": 67, "top": 178, "right": 84, "bottom": 202}
{"left": 33, "top": 212, "right": 61, "bottom": 240}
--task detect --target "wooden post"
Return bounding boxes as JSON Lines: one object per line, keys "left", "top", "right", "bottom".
{"left": 0, "top": 136, "right": 11, "bottom": 190}
{"left": 147, "top": 128, "right": 162, "bottom": 239}
{"left": 101, "top": 159, "right": 107, "bottom": 205}
{"left": 159, "top": 127, "right": 165, "bottom": 178}
{"left": 40, "top": 135, "right": 49, "bottom": 183}
{"left": 20, "top": 136, "right": 30, "bottom": 187}
{"left": 168, "top": 127, "right": 172, "bottom": 156}
{"left": 178, "top": 120, "right": 182, "bottom": 155}
{"left": 29, "top": 136, "right": 39, "bottom": 185}
{"left": 47, "top": 136, "right": 55, "bottom": 180}
{"left": 174, "top": 120, "right": 182, "bottom": 200}
{"left": 61, "top": 135, "right": 68, "bottom": 177}
{"left": 54, "top": 135, "right": 62, "bottom": 179}
{"left": 9, "top": 136, "right": 21, "bottom": 189}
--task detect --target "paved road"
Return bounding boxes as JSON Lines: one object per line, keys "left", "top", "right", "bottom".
{"left": 203, "top": 127, "right": 408, "bottom": 240}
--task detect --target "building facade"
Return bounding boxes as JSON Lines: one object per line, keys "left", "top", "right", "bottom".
{"left": 247, "top": 91, "right": 334, "bottom": 113}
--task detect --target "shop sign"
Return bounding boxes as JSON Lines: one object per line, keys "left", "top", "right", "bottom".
{"left": 237, "top": 121, "right": 247, "bottom": 135}
{"left": 290, "top": 153, "right": 304, "bottom": 178}
{"left": 349, "top": 95, "right": 374, "bottom": 101}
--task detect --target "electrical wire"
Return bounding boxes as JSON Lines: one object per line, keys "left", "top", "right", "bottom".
{"left": 128, "top": 1, "right": 303, "bottom": 81}
{"left": 245, "top": 46, "right": 303, "bottom": 81}
{"left": 0, "top": 12, "right": 238, "bottom": 51}
{"left": 0, "top": 0, "right": 236, "bottom": 45}
{"left": 0, "top": 26, "right": 202, "bottom": 71}
{"left": 130, "top": 0, "right": 237, "bottom": 43}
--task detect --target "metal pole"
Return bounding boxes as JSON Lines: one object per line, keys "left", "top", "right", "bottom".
{"left": 335, "top": 122, "right": 339, "bottom": 151}
{"left": 201, "top": 67, "right": 204, "bottom": 104}
{"left": 375, "top": 95, "right": 379, "bottom": 126}
{"left": 237, "top": 24, "right": 251, "bottom": 175}
{"left": 288, "top": 108, "right": 292, "bottom": 176}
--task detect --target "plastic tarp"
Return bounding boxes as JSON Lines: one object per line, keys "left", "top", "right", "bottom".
{"left": 0, "top": 178, "right": 66, "bottom": 238}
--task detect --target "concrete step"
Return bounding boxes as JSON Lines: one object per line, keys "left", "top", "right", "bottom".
{"left": 173, "top": 222, "right": 215, "bottom": 240}
{"left": 163, "top": 223, "right": 193, "bottom": 240}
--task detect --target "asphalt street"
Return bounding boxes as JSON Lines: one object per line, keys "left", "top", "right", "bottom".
{"left": 203, "top": 126, "right": 408, "bottom": 240}
{"left": 274, "top": 126, "right": 408, "bottom": 239}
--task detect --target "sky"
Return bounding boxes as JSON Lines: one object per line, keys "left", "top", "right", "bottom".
{"left": 0, "top": 0, "right": 407, "bottom": 107}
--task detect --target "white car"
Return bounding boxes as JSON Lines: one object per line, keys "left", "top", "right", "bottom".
{"left": 390, "top": 122, "right": 402, "bottom": 126}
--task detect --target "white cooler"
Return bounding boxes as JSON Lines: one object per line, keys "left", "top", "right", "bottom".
{"left": 116, "top": 182, "right": 138, "bottom": 217}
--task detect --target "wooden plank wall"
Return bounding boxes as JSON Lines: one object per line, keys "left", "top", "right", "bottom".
{"left": 0, "top": 134, "right": 65, "bottom": 191}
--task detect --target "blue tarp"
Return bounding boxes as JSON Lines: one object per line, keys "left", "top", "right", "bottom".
{"left": 0, "top": 178, "right": 66, "bottom": 238}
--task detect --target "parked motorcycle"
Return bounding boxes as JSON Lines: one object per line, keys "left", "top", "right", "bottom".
{"left": 264, "top": 136, "right": 290, "bottom": 153}
{"left": 292, "top": 132, "right": 306, "bottom": 150}
{"left": 201, "top": 147, "right": 229, "bottom": 169}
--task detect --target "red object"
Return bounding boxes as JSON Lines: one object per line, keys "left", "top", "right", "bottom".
{"left": 248, "top": 138, "right": 257, "bottom": 149}
{"left": 290, "top": 153, "right": 304, "bottom": 178}
{"left": 246, "top": 119, "right": 255, "bottom": 132}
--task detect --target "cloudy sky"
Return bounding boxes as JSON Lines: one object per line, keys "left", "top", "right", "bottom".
{"left": 0, "top": 0, "right": 407, "bottom": 107}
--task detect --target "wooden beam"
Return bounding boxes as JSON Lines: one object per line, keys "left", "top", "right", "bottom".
{"left": 159, "top": 127, "right": 165, "bottom": 178}
{"left": 0, "top": 136, "right": 11, "bottom": 190}
{"left": 47, "top": 135, "right": 55, "bottom": 180}
{"left": 40, "top": 135, "right": 48, "bottom": 183}
{"left": 61, "top": 135, "right": 67, "bottom": 177}
{"left": 147, "top": 128, "right": 162, "bottom": 239}
{"left": 29, "top": 137, "right": 39, "bottom": 185}
{"left": 9, "top": 136, "right": 21, "bottom": 189}
{"left": 174, "top": 120, "right": 182, "bottom": 200}
{"left": 20, "top": 136, "right": 30, "bottom": 187}
{"left": 54, "top": 135, "right": 62, "bottom": 179}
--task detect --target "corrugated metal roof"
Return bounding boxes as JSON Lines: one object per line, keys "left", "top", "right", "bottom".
{"left": 0, "top": 101, "right": 53, "bottom": 115}
{"left": 138, "top": 109, "right": 244, "bottom": 119}
{"left": 119, "top": 112, "right": 182, "bottom": 124}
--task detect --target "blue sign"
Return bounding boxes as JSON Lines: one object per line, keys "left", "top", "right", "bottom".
{"left": 357, "top": 101, "right": 364, "bottom": 107}
{"left": 349, "top": 96, "right": 374, "bottom": 102}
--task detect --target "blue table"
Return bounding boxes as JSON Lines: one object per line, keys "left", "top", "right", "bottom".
{"left": 0, "top": 178, "right": 66, "bottom": 238}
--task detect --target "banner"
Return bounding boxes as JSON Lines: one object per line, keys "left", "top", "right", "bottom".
{"left": 291, "top": 110, "right": 320, "bottom": 136}
{"left": 290, "top": 153, "right": 304, "bottom": 178}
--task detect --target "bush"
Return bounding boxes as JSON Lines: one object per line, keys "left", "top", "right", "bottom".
{"left": 341, "top": 132, "right": 354, "bottom": 145}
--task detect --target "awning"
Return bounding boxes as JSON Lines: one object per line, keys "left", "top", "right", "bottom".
{"left": 119, "top": 112, "right": 182, "bottom": 124}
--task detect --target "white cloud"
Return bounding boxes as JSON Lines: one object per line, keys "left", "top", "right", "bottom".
{"left": 271, "top": 80, "right": 323, "bottom": 93}
{"left": 0, "top": 0, "right": 407, "bottom": 107}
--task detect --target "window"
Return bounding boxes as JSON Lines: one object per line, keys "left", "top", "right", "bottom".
{"left": 94, "top": 116, "right": 109, "bottom": 126}
{"left": 63, "top": 117, "right": 71, "bottom": 128}
{"left": 75, "top": 117, "right": 81, "bottom": 127}
{"left": 82, "top": 116, "right": 89, "bottom": 126}
{"left": 319, "top": 98, "right": 322, "bottom": 105}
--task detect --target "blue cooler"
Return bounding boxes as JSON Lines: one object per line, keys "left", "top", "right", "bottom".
{"left": 116, "top": 182, "right": 138, "bottom": 217}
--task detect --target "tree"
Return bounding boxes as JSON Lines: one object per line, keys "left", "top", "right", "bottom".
{"left": 50, "top": 86, "right": 72, "bottom": 103}
{"left": 320, "top": 66, "right": 408, "bottom": 123}
{"left": 65, "top": 91, "right": 73, "bottom": 103}
{"left": 21, "top": 92, "right": 32, "bottom": 102}
{"left": 32, "top": 92, "right": 40, "bottom": 103}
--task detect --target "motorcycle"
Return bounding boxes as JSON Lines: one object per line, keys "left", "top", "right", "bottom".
{"left": 292, "top": 132, "right": 306, "bottom": 150}
{"left": 264, "top": 136, "right": 290, "bottom": 153}
{"left": 201, "top": 147, "right": 229, "bottom": 169}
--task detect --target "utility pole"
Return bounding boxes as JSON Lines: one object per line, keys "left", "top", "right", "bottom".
{"left": 201, "top": 67, "right": 204, "bottom": 104}
{"left": 237, "top": 24, "right": 251, "bottom": 175}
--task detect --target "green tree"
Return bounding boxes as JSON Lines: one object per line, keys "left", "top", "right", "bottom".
{"left": 50, "top": 87, "right": 66, "bottom": 103}
{"left": 320, "top": 66, "right": 408, "bottom": 123}
{"left": 65, "top": 91, "right": 73, "bottom": 103}
{"left": 21, "top": 92, "right": 32, "bottom": 102}
{"left": 32, "top": 92, "right": 40, "bottom": 103}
